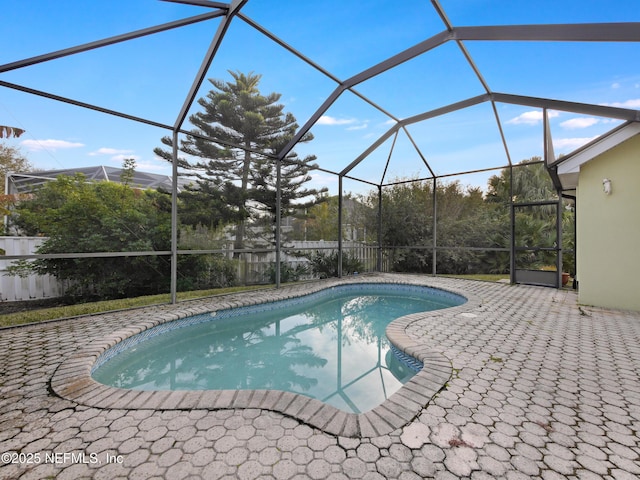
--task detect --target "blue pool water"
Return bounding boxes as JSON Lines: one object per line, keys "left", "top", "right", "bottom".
{"left": 92, "top": 283, "right": 465, "bottom": 413}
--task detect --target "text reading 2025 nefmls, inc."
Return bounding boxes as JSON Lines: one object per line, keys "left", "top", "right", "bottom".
{"left": 2, "top": 451, "right": 124, "bottom": 465}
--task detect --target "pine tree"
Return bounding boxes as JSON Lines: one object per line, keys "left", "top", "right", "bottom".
{"left": 155, "top": 71, "right": 325, "bottom": 253}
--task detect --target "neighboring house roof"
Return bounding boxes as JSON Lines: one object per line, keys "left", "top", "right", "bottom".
{"left": 550, "top": 122, "right": 640, "bottom": 192}
{"left": 5, "top": 165, "right": 192, "bottom": 195}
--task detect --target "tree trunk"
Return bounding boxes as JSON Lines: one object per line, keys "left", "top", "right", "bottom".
{"left": 233, "top": 147, "right": 252, "bottom": 258}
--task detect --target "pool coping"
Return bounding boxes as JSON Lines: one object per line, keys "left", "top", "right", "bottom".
{"left": 50, "top": 274, "right": 481, "bottom": 438}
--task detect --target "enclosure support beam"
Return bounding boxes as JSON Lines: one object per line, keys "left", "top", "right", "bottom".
{"left": 556, "top": 193, "right": 563, "bottom": 289}
{"left": 380, "top": 131, "right": 398, "bottom": 185}
{"left": 161, "top": 0, "right": 228, "bottom": 8}
{"left": 0, "top": 79, "right": 276, "bottom": 160}
{"left": 338, "top": 176, "right": 343, "bottom": 278}
{"left": 377, "top": 185, "right": 383, "bottom": 272}
{"left": 275, "top": 159, "right": 282, "bottom": 288}
{"left": 170, "top": 131, "right": 179, "bottom": 304}
{"left": 402, "top": 127, "right": 436, "bottom": 177}
{"left": 509, "top": 165, "right": 515, "bottom": 284}
{"left": 342, "top": 95, "right": 489, "bottom": 177}
{"left": 0, "top": 11, "right": 227, "bottom": 74}
{"left": 454, "top": 23, "right": 640, "bottom": 42}
{"left": 238, "top": 13, "right": 400, "bottom": 125}
{"left": 492, "top": 92, "right": 640, "bottom": 122}
{"left": 432, "top": 0, "right": 513, "bottom": 167}
{"left": 174, "top": 0, "right": 248, "bottom": 130}
{"left": 432, "top": 178, "right": 437, "bottom": 276}
{"left": 544, "top": 108, "right": 562, "bottom": 289}
{"left": 573, "top": 203, "right": 578, "bottom": 289}
{"left": 277, "top": 30, "right": 453, "bottom": 163}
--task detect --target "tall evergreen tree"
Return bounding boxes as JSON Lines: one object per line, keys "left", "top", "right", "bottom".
{"left": 155, "top": 71, "right": 325, "bottom": 252}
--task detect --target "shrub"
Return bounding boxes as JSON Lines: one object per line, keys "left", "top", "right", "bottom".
{"left": 178, "top": 254, "right": 237, "bottom": 291}
{"left": 305, "top": 251, "right": 363, "bottom": 279}
{"left": 265, "top": 261, "right": 308, "bottom": 283}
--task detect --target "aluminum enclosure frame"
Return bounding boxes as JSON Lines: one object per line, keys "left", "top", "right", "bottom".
{"left": 1, "top": 0, "right": 639, "bottom": 301}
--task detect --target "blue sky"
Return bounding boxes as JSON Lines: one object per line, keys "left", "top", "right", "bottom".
{"left": 1, "top": 0, "right": 639, "bottom": 195}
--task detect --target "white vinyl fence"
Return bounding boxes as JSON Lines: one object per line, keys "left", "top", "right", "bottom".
{"left": 0, "top": 237, "right": 65, "bottom": 301}
{"left": 0, "top": 237, "right": 379, "bottom": 301}
{"left": 232, "top": 241, "right": 379, "bottom": 285}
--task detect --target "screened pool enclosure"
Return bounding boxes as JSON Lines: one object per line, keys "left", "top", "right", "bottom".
{"left": 1, "top": 1, "right": 639, "bottom": 302}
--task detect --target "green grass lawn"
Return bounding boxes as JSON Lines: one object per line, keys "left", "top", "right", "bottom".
{"left": 0, "top": 285, "right": 272, "bottom": 328}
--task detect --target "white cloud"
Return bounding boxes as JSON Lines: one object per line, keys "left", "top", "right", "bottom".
{"left": 611, "top": 82, "right": 621, "bottom": 89}
{"left": 560, "top": 117, "right": 599, "bottom": 130}
{"left": 346, "top": 123, "right": 368, "bottom": 131}
{"left": 309, "top": 172, "right": 338, "bottom": 188}
{"left": 90, "top": 147, "right": 140, "bottom": 167}
{"left": 133, "top": 161, "right": 167, "bottom": 172}
{"left": 553, "top": 136, "right": 598, "bottom": 151}
{"left": 317, "top": 115, "right": 356, "bottom": 126}
{"left": 89, "top": 147, "right": 134, "bottom": 156}
{"left": 605, "top": 98, "right": 640, "bottom": 109}
{"left": 507, "top": 110, "right": 559, "bottom": 125}
{"left": 21, "top": 139, "right": 84, "bottom": 151}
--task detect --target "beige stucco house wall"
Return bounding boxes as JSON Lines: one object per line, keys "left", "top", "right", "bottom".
{"left": 565, "top": 130, "right": 640, "bottom": 311}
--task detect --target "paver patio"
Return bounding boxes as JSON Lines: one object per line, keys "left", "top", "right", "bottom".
{"left": 1, "top": 274, "right": 639, "bottom": 479}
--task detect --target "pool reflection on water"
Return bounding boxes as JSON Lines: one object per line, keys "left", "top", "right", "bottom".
{"left": 92, "top": 284, "right": 464, "bottom": 413}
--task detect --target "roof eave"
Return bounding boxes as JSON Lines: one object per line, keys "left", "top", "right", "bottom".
{"left": 553, "top": 122, "right": 640, "bottom": 190}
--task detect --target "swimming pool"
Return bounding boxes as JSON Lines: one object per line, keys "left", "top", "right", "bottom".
{"left": 92, "top": 283, "right": 466, "bottom": 414}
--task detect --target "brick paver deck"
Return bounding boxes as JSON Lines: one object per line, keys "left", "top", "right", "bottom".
{"left": 1, "top": 274, "right": 639, "bottom": 479}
